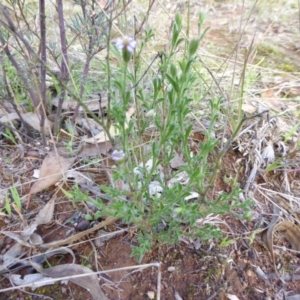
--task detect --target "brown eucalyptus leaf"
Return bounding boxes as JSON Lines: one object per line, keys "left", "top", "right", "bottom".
{"left": 52, "top": 92, "right": 107, "bottom": 112}
{"left": 0, "top": 112, "right": 19, "bottom": 122}
{"left": 1, "top": 231, "right": 34, "bottom": 247}
{"left": 9, "top": 273, "right": 53, "bottom": 288}
{"left": 274, "top": 221, "right": 300, "bottom": 251}
{"left": 33, "top": 196, "right": 56, "bottom": 226}
{"left": 78, "top": 142, "right": 112, "bottom": 157}
{"left": 37, "top": 264, "right": 109, "bottom": 300}
{"left": 260, "top": 205, "right": 280, "bottom": 261}
{"left": 79, "top": 117, "right": 103, "bottom": 135}
{"left": 0, "top": 243, "right": 24, "bottom": 273}
{"left": 30, "top": 152, "right": 75, "bottom": 195}
{"left": 83, "top": 107, "right": 135, "bottom": 144}
{"left": 261, "top": 204, "right": 300, "bottom": 267}
{"left": 21, "top": 112, "right": 53, "bottom": 135}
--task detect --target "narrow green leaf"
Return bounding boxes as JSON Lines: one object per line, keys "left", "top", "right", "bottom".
{"left": 188, "top": 39, "right": 200, "bottom": 57}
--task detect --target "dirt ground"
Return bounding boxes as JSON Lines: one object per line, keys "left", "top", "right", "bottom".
{"left": 1, "top": 1, "right": 300, "bottom": 300}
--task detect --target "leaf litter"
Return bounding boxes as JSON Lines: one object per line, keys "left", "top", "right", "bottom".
{"left": 0, "top": 194, "right": 110, "bottom": 299}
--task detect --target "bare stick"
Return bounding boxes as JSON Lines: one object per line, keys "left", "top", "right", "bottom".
{"left": 54, "top": 0, "right": 69, "bottom": 135}
{"left": 39, "top": 0, "right": 47, "bottom": 145}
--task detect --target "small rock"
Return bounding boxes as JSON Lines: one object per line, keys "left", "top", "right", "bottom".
{"left": 147, "top": 291, "right": 155, "bottom": 299}
{"left": 76, "top": 219, "right": 90, "bottom": 231}
{"left": 168, "top": 266, "right": 175, "bottom": 272}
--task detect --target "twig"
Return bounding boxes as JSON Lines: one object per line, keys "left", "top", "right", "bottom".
{"left": 0, "top": 52, "right": 25, "bottom": 127}
{"left": 0, "top": 3, "right": 112, "bottom": 143}
{"left": 71, "top": 1, "right": 105, "bottom": 123}
{"left": 130, "top": 52, "right": 161, "bottom": 90}
{"left": 135, "top": 0, "right": 156, "bottom": 35}
{"left": 54, "top": 0, "right": 69, "bottom": 135}
{"left": 39, "top": 0, "right": 47, "bottom": 146}
{"left": 0, "top": 5, "right": 46, "bottom": 144}
{"left": 0, "top": 37, "right": 41, "bottom": 119}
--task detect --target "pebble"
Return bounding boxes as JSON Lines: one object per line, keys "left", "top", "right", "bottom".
{"left": 147, "top": 291, "right": 155, "bottom": 299}
{"left": 76, "top": 219, "right": 90, "bottom": 231}
{"left": 168, "top": 266, "right": 175, "bottom": 272}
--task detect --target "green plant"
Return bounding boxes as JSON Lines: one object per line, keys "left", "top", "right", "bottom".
{"left": 10, "top": 186, "right": 22, "bottom": 210}
{"left": 65, "top": 13, "right": 252, "bottom": 261}
{"left": 219, "top": 236, "right": 236, "bottom": 247}
{"left": 2, "top": 127, "right": 17, "bottom": 145}
{"left": 5, "top": 192, "right": 11, "bottom": 216}
{"left": 3, "top": 186, "right": 22, "bottom": 216}
{"left": 2, "top": 0, "right": 253, "bottom": 262}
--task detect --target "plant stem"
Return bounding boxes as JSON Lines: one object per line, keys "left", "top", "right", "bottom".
{"left": 54, "top": 0, "right": 69, "bottom": 135}
{"left": 39, "top": 0, "right": 47, "bottom": 145}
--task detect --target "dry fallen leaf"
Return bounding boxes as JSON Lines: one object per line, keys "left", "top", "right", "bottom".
{"left": 0, "top": 243, "right": 24, "bottom": 273}
{"left": 83, "top": 107, "right": 135, "bottom": 144}
{"left": 35, "top": 263, "right": 109, "bottom": 300}
{"left": 1, "top": 198, "right": 56, "bottom": 248}
{"left": 79, "top": 117, "right": 103, "bottom": 135}
{"left": 30, "top": 152, "right": 75, "bottom": 195}
{"left": 52, "top": 92, "right": 107, "bottom": 111}
{"left": 274, "top": 221, "right": 300, "bottom": 251}
{"left": 78, "top": 141, "right": 112, "bottom": 157}
{"left": 33, "top": 196, "right": 56, "bottom": 226}
{"left": 21, "top": 112, "right": 53, "bottom": 135}
{"left": 261, "top": 203, "right": 300, "bottom": 282}
{"left": 27, "top": 152, "right": 75, "bottom": 207}
{"left": 0, "top": 112, "right": 53, "bottom": 135}
{"left": 261, "top": 205, "right": 280, "bottom": 262}
{"left": 0, "top": 112, "right": 19, "bottom": 123}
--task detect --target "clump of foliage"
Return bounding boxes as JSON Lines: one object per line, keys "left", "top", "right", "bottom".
{"left": 0, "top": 1, "right": 252, "bottom": 262}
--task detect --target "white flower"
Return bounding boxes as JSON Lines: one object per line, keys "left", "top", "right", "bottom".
{"left": 111, "top": 149, "right": 125, "bottom": 161}
{"left": 115, "top": 36, "right": 137, "bottom": 53}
